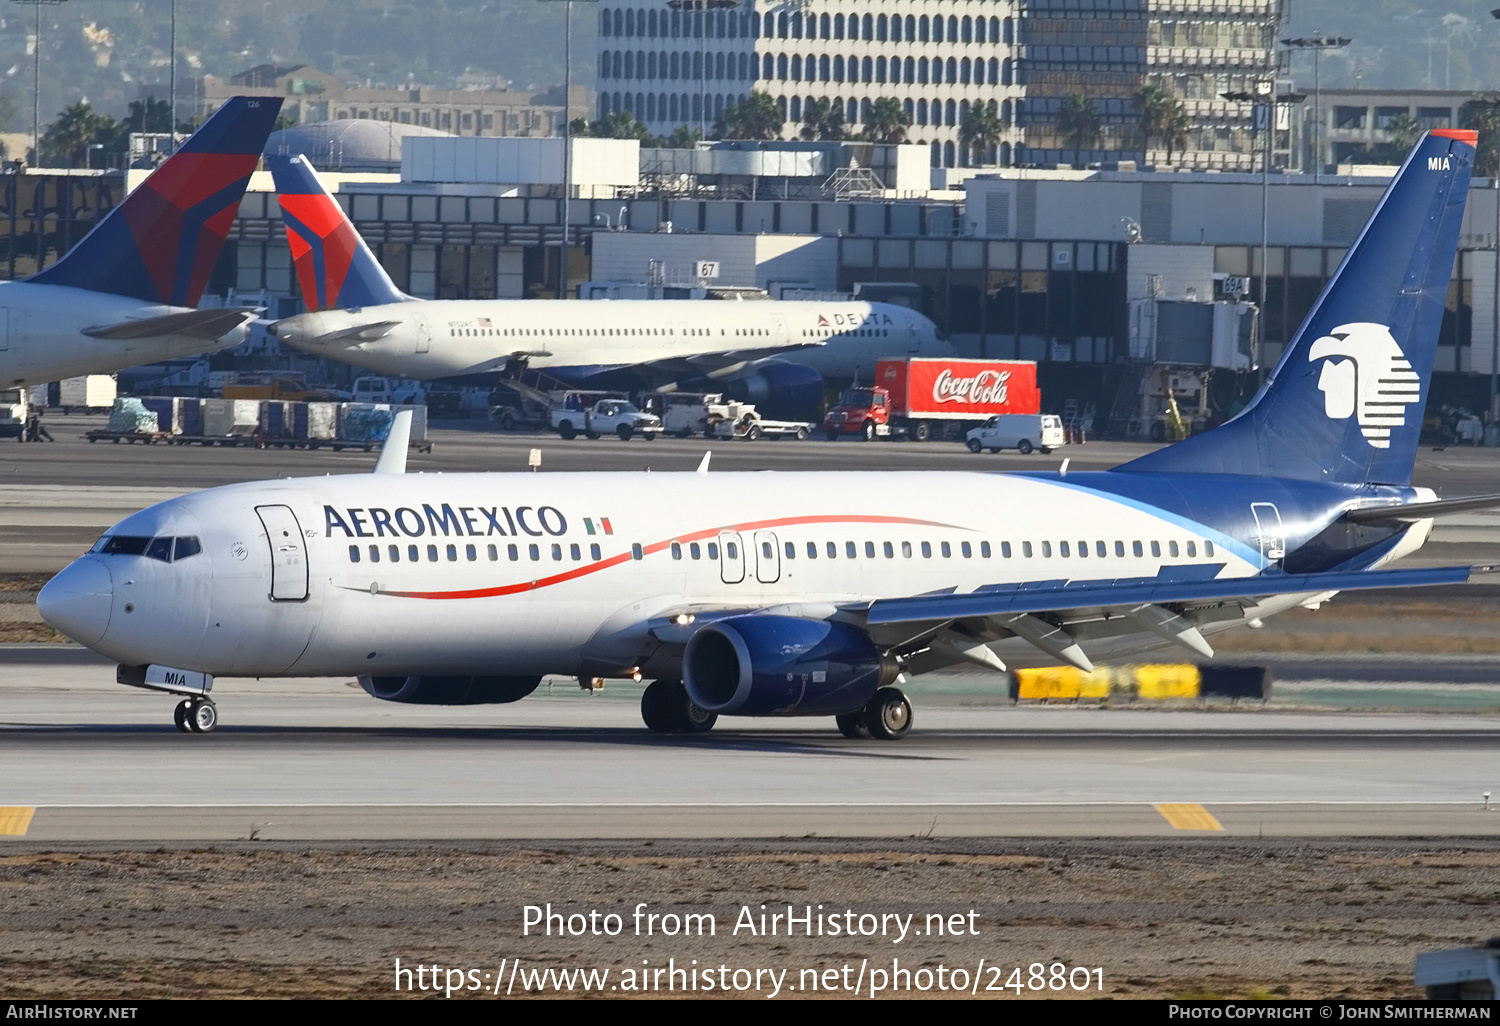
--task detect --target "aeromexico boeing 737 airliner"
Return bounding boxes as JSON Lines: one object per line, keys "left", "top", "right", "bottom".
{"left": 0, "top": 97, "right": 282, "bottom": 387}
{"left": 39, "top": 130, "right": 1498, "bottom": 739}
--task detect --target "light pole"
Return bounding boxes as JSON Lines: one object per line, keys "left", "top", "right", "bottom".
{"left": 1281, "top": 35, "right": 1349, "bottom": 183}
{"left": 1223, "top": 79, "right": 1282, "bottom": 371}
{"left": 9, "top": 0, "right": 70, "bottom": 165}
{"left": 538, "top": 0, "right": 598, "bottom": 301}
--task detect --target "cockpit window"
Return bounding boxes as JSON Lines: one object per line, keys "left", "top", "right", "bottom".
{"left": 90, "top": 535, "right": 202, "bottom": 562}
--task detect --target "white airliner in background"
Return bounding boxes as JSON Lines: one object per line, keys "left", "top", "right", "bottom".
{"left": 0, "top": 97, "right": 282, "bottom": 388}
{"left": 36, "top": 131, "right": 1498, "bottom": 739}
{"left": 262, "top": 153, "right": 949, "bottom": 416}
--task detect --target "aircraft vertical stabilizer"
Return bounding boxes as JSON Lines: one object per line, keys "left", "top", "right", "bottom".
{"left": 1119, "top": 130, "right": 1476, "bottom": 486}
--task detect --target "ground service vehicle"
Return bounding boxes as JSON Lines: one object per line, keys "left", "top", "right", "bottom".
{"left": 0, "top": 387, "right": 28, "bottom": 439}
{"left": 552, "top": 397, "right": 662, "bottom": 440}
{"left": 965, "top": 414, "right": 1067, "bottom": 455}
{"left": 823, "top": 358, "right": 1042, "bottom": 441}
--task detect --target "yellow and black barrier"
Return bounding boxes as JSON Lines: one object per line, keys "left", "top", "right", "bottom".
{"left": 1009, "top": 664, "right": 1271, "bottom": 702}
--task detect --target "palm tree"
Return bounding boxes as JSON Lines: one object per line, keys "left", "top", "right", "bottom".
{"left": 661, "top": 125, "right": 703, "bottom": 149}
{"left": 1160, "top": 102, "right": 1193, "bottom": 165}
{"left": 1384, "top": 112, "right": 1421, "bottom": 154}
{"left": 576, "top": 110, "right": 656, "bottom": 143}
{"left": 1055, "top": 94, "right": 1101, "bottom": 158}
{"left": 41, "top": 101, "right": 119, "bottom": 167}
{"left": 959, "top": 101, "right": 1005, "bottom": 166}
{"left": 1135, "top": 84, "right": 1172, "bottom": 154}
{"left": 1460, "top": 98, "right": 1500, "bottom": 178}
{"left": 863, "top": 97, "right": 912, "bottom": 144}
{"left": 717, "top": 91, "right": 784, "bottom": 140}
{"left": 799, "top": 97, "right": 845, "bottom": 141}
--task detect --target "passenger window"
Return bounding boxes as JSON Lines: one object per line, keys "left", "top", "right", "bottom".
{"left": 1001, "top": 541, "right": 1012, "bottom": 558}
{"left": 726, "top": 542, "right": 738, "bottom": 559}
{"left": 865, "top": 541, "right": 876, "bottom": 558}
{"left": 1022, "top": 541, "right": 1033, "bottom": 557}
{"left": 145, "top": 537, "right": 173, "bottom": 563}
{"left": 980, "top": 541, "right": 991, "bottom": 558}
{"left": 410, "top": 545, "right": 420, "bottom": 562}
{"left": 551, "top": 544, "right": 562, "bottom": 561}
{"left": 827, "top": 541, "right": 837, "bottom": 558}
{"left": 785, "top": 542, "right": 796, "bottom": 559}
{"left": 349, "top": 545, "right": 360, "bottom": 563}
{"left": 846, "top": 541, "right": 857, "bottom": 558}
{"left": 961, "top": 541, "right": 972, "bottom": 558}
{"left": 1150, "top": 541, "right": 1161, "bottom": 558}
{"left": 1042, "top": 541, "right": 1052, "bottom": 557}
{"left": 920, "top": 541, "right": 931, "bottom": 558}
{"left": 1115, "top": 541, "right": 1125, "bottom": 557}
{"left": 901, "top": 541, "right": 912, "bottom": 558}
{"left": 173, "top": 537, "right": 201, "bottom": 560}
{"left": 1169, "top": 541, "right": 1180, "bottom": 558}
{"left": 428, "top": 544, "right": 439, "bottom": 561}
{"left": 389, "top": 545, "right": 401, "bottom": 562}
{"left": 940, "top": 541, "right": 951, "bottom": 558}
{"left": 764, "top": 541, "right": 774, "bottom": 558}
{"left": 1060, "top": 541, "right": 1071, "bottom": 557}
{"left": 467, "top": 544, "right": 477, "bottom": 561}
{"left": 508, "top": 544, "right": 519, "bottom": 561}
{"left": 671, "top": 542, "right": 683, "bottom": 560}
{"left": 691, "top": 543, "right": 702, "bottom": 560}
{"left": 708, "top": 543, "right": 719, "bottom": 559}
{"left": 1097, "top": 541, "right": 1107, "bottom": 557}
{"left": 883, "top": 541, "right": 894, "bottom": 558}
{"left": 488, "top": 544, "right": 498, "bottom": 561}
{"left": 1132, "top": 541, "right": 1143, "bottom": 557}
{"left": 807, "top": 541, "right": 818, "bottom": 559}
{"left": 1186, "top": 541, "right": 1197, "bottom": 557}
{"left": 447, "top": 544, "right": 458, "bottom": 561}
{"left": 529, "top": 544, "right": 540, "bottom": 561}
{"left": 632, "top": 543, "right": 644, "bottom": 560}
{"left": 1205, "top": 541, "right": 1215, "bottom": 557}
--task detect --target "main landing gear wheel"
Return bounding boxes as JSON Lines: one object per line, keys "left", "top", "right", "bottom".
{"left": 863, "top": 687, "right": 912, "bottom": 741}
{"left": 641, "top": 679, "right": 716, "bottom": 734}
{"left": 181, "top": 699, "right": 218, "bottom": 734}
{"left": 835, "top": 711, "right": 871, "bottom": 739}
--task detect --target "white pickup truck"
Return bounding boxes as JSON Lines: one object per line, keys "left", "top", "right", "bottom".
{"left": 964, "top": 414, "right": 1065, "bottom": 455}
{"left": 0, "top": 387, "right": 27, "bottom": 440}
{"left": 552, "top": 398, "right": 663, "bottom": 441}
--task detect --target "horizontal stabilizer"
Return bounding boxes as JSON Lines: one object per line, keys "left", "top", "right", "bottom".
{"left": 865, "top": 564, "right": 1481, "bottom": 625}
{"left": 83, "top": 308, "right": 257, "bottom": 341}
{"left": 1347, "top": 494, "right": 1500, "bottom": 523}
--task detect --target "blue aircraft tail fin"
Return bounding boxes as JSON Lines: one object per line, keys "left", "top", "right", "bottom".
{"left": 264, "top": 153, "right": 407, "bottom": 311}
{"left": 28, "top": 97, "right": 282, "bottom": 306}
{"left": 1118, "top": 130, "right": 1476, "bottom": 486}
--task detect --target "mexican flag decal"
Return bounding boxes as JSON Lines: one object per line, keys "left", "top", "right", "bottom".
{"left": 583, "top": 518, "right": 614, "bottom": 536}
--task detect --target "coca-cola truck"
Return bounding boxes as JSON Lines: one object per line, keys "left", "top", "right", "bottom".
{"left": 822, "top": 357, "right": 1042, "bottom": 442}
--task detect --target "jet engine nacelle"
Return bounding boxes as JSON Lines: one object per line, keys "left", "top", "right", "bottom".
{"left": 718, "top": 361, "right": 825, "bottom": 423}
{"left": 682, "top": 615, "right": 898, "bottom": 717}
{"left": 359, "top": 674, "right": 541, "bottom": 705}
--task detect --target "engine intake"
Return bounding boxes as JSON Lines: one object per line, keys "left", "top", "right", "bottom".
{"left": 359, "top": 674, "right": 541, "bottom": 705}
{"left": 683, "top": 615, "right": 897, "bottom": 717}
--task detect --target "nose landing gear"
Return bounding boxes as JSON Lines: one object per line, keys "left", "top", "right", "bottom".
{"left": 173, "top": 698, "right": 219, "bottom": 733}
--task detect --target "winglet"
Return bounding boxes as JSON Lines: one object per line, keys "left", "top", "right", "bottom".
{"left": 374, "top": 410, "right": 412, "bottom": 475}
{"left": 697, "top": 451, "right": 712, "bottom": 474}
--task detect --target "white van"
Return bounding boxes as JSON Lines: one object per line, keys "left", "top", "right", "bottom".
{"left": 964, "top": 414, "right": 1065, "bottom": 455}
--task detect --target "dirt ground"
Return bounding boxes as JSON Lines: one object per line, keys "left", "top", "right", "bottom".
{"left": 1, "top": 840, "right": 1496, "bottom": 1000}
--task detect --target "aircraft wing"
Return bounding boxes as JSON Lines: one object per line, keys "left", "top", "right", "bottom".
{"left": 83, "top": 308, "right": 258, "bottom": 341}
{"left": 634, "top": 343, "right": 825, "bottom": 380}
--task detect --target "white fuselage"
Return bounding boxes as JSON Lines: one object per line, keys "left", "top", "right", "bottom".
{"left": 43, "top": 470, "right": 1355, "bottom": 683}
{"left": 0, "top": 282, "right": 249, "bottom": 388}
{"left": 271, "top": 300, "right": 951, "bottom": 382}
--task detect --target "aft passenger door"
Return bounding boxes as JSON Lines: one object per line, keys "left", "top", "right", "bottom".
{"left": 754, "top": 531, "right": 780, "bottom": 584}
{"left": 1250, "top": 502, "right": 1286, "bottom": 573}
{"left": 256, "top": 505, "right": 309, "bottom": 601}
{"left": 718, "top": 531, "right": 745, "bottom": 584}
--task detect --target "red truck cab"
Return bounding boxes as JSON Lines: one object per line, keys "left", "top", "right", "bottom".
{"left": 823, "top": 386, "right": 892, "bottom": 441}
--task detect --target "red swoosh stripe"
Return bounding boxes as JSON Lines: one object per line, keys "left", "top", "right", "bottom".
{"left": 357, "top": 514, "right": 962, "bottom": 601}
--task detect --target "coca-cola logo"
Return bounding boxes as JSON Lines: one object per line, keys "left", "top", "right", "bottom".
{"left": 933, "top": 369, "right": 1010, "bottom": 405}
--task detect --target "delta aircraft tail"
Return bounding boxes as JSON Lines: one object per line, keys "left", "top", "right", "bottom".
{"left": 28, "top": 96, "right": 282, "bottom": 307}
{"left": 264, "top": 153, "right": 408, "bottom": 312}
{"left": 1120, "top": 129, "right": 1476, "bottom": 487}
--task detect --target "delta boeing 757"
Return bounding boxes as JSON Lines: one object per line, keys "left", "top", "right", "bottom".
{"left": 0, "top": 97, "right": 282, "bottom": 387}
{"left": 38, "top": 130, "right": 1498, "bottom": 739}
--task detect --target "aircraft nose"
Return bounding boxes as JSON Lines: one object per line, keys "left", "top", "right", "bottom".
{"left": 37, "top": 557, "right": 113, "bottom": 647}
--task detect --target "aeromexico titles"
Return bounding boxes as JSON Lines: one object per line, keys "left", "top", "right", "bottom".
{"left": 37, "top": 129, "right": 1500, "bottom": 742}
{"left": 261, "top": 152, "right": 949, "bottom": 419}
